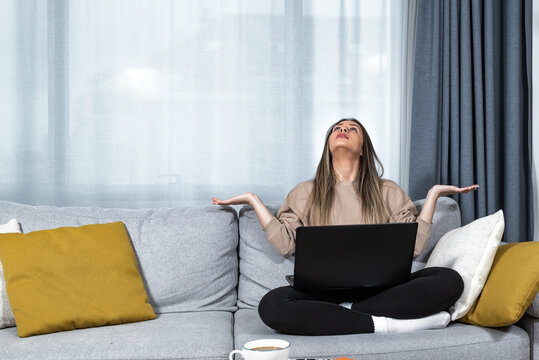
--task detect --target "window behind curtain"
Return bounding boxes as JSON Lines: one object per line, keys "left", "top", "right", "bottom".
{"left": 0, "top": 0, "right": 413, "bottom": 208}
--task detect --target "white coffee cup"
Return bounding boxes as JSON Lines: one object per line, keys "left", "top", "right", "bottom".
{"left": 228, "top": 339, "right": 291, "bottom": 360}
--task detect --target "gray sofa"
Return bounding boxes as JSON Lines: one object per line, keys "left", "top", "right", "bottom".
{"left": 0, "top": 197, "right": 536, "bottom": 360}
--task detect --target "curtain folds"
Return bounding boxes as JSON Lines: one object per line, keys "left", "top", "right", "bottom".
{"left": 410, "top": 0, "right": 533, "bottom": 242}
{"left": 1, "top": 0, "right": 415, "bottom": 208}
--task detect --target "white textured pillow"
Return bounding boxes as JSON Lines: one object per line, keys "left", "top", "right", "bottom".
{"left": 0, "top": 219, "right": 21, "bottom": 328}
{"left": 426, "top": 210, "right": 504, "bottom": 320}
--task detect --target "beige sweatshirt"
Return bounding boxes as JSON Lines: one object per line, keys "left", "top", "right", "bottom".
{"left": 263, "top": 179, "right": 431, "bottom": 258}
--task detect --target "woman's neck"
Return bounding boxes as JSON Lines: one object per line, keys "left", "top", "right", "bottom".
{"left": 332, "top": 156, "right": 360, "bottom": 182}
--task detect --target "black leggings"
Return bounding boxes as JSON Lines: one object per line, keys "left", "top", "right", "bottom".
{"left": 258, "top": 267, "right": 464, "bottom": 335}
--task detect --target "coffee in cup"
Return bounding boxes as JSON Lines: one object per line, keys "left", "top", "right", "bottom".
{"left": 229, "top": 339, "right": 290, "bottom": 360}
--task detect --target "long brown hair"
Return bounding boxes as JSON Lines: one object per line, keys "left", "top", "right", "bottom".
{"left": 307, "top": 118, "right": 386, "bottom": 225}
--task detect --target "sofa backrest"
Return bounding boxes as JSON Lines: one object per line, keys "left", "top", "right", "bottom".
{"left": 238, "top": 204, "right": 291, "bottom": 309}
{"left": 237, "top": 196, "right": 461, "bottom": 309}
{"left": 0, "top": 201, "right": 239, "bottom": 314}
{"left": 413, "top": 197, "right": 462, "bottom": 263}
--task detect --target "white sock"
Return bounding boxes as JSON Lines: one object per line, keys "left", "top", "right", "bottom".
{"left": 372, "top": 311, "right": 451, "bottom": 333}
{"left": 372, "top": 315, "right": 388, "bottom": 333}
{"left": 339, "top": 302, "right": 353, "bottom": 309}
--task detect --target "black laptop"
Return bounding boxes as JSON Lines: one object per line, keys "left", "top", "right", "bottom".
{"left": 286, "top": 222, "right": 418, "bottom": 291}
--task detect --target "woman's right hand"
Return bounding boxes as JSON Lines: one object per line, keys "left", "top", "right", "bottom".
{"left": 213, "top": 192, "right": 274, "bottom": 235}
{"left": 211, "top": 192, "right": 255, "bottom": 206}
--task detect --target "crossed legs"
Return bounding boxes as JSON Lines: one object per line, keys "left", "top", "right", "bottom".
{"left": 258, "top": 267, "right": 464, "bottom": 335}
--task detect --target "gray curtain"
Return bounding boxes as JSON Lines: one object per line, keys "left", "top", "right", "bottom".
{"left": 409, "top": 0, "right": 533, "bottom": 243}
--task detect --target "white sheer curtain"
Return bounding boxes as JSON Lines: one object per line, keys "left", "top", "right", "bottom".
{"left": 0, "top": 0, "right": 416, "bottom": 208}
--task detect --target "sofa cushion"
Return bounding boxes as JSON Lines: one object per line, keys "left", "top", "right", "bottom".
{"left": 237, "top": 197, "right": 461, "bottom": 309}
{"left": 234, "top": 309, "right": 529, "bottom": 360}
{"left": 0, "top": 201, "right": 238, "bottom": 314}
{"left": 0, "top": 311, "right": 233, "bottom": 360}
{"left": 237, "top": 205, "right": 292, "bottom": 309}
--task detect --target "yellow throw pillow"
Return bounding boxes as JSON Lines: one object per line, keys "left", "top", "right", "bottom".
{"left": 0, "top": 221, "right": 156, "bottom": 337}
{"left": 460, "top": 242, "right": 539, "bottom": 327}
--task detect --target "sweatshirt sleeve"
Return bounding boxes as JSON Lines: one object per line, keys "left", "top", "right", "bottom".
{"left": 384, "top": 181, "right": 432, "bottom": 258}
{"left": 262, "top": 181, "right": 312, "bottom": 257}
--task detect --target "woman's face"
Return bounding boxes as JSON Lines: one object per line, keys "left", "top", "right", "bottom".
{"left": 328, "top": 120, "right": 364, "bottom": 157}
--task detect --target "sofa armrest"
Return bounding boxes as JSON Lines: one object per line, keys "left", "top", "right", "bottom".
{"left": 529, "top": 238, "right": 539, "bottom": 318}
{"left": 413, "top": 196, "right": 461, "bottom": 263}
{"left": 517, "top": 314, "right": 539, "bottom": 359}
{"left": 529, "top": 295, "right": 539, "bottom": 318}
{"left": 528, "top": 234, "right": 539, "bottom": 316}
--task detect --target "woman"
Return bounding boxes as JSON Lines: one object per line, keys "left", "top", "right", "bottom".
{"left": 212, "top": 118, "right": 477, "bottom": 335}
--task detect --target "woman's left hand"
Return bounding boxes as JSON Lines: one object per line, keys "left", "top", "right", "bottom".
{"left": 429, "top": 184, "right": 479, "bottom": 198}
{"left": 418, "top": 184, "right": 479, "bottom": 245}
